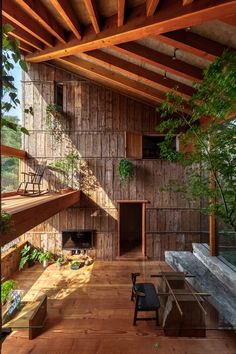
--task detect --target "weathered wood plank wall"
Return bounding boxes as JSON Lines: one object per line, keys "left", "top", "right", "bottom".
{"left": 21, "top": 63, "right": 206, "bottom": 260}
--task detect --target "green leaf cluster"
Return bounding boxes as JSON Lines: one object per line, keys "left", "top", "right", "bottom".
{"left": 118, "top": 159, "right": 134, "bottom": 182}
{"left": 2, "top": 24, "right": 32, "bottom": 135}
{"left": 156, "top": 51, "right": 236, "bottom": 232}
{"left": 1, "top": 280, "right": 17, "bottom": 305}
{"left": 45, "top": 103, "right": 65, "bottom": 143}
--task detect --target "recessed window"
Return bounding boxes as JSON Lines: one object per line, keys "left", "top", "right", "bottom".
{"left": 54, "top": 82, "right": 63, "bottom": 108}
{"left": 142, "top": 135, "right": 177, "bottom": 159}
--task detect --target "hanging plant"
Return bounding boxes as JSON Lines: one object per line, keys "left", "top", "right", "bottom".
{"left": 0, "top": 211, "right": 14, "bottom": 235}
{"left": 118, "top": 159, "right": 134, "bottom": 182}
{"left": 45, "top": 103, "right": 65, "bottom": 143}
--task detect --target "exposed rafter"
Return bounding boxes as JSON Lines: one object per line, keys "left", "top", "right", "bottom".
{"left": 2, "top": 17, "right": 44, "bottom": 51}
{"left": 57, "top": 56, "right": 168, "bottom": 105}
{"left": 220, "top": 14, "right": 236, "bottom": 27}
{"left": 112, "top": 42, "right": 203, "bottom": 82}
{"left": 84, "top": 0, "right": 100, "bottom": 34}
{"left": 118, "top": 0, "right": 125, "bottom": 27}
{"left": 15, "top": 0, "right": 66, "bottom": 44}
{"left": 49, "top": 0, "right": 81, "bottom": 40}
{"left": 25, "top": 0, "right": 236, "bottom": 63}
{"left": 81, "top": 49, "right": 195, "bottom": 98}
{"left": 183, "top": 0, "right": 194, "bottom": 5}
{"left": 146, "top": 0, "right": 160, "bottom": 17}
{"left": 2, "top": 0, "right": 54, "bottom": 47}
{"left": 154, "top": 29, "right": 234, "bottom": 61}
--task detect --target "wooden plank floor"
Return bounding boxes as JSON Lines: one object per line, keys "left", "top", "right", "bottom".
{"left": 2, "top": 261, "right": 236, "bottom": 354}
{"left": 1, "top": 193, "right": 70, "bottom": 214}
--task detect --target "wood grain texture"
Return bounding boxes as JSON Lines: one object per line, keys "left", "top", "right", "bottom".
{"left": 15, "top": 0, "right": 66, "bottom": 44}
{"left": 2, "top": 261, "right": 236, "bottom": 353}
{"left": 25, "top": 0, "right": 236, "bottom": 62}
{"left": 2, "top": 0, "right": 54, "bottom": 47}
{"left": 1, "top": 145, "right": 27, "bottom": 159}
{"left": 18, "top": 63, "right": 205, "bottom": 260}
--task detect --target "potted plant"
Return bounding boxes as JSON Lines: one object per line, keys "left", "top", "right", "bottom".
{"left": 1, "top": 280, "right": 17, "bottom": 305}
{"left": 118, "top": 159, "right": 134, "bottom": 182}
{"left": 0, "top": 211, "right": 14, "bottom": 235}
{"left": 19, "top": 244, "right": 34, "bottom": 270}
{"left": 70, "top": 260, "right": 81, "bottom": 270}
{"left": 38, "top": 250, "right": 53, "bottom": 268}
{"left": 56, "top": 256, "right": 66, "bottom": 269}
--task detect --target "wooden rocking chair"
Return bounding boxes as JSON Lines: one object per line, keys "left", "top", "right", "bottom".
{"left": 17, "top": 161, "right": 47, "bottom": 196}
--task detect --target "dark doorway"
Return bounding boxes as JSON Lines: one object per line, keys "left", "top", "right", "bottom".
{"left": 119, "top": 202, "right": 144, "bottom": 257}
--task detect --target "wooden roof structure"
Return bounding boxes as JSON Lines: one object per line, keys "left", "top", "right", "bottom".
{"left": 2, "top": 0, "right": 236, "bottom": 105}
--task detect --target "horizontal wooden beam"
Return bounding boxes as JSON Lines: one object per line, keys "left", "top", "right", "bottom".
{"left": 146, "top": 0, "right": 160, "bottom": 16}
{"left": 112, "top": 41, "right": 203, "bottom": 82}
{"left": 154, "top": 29, "right": 234, "bottom": 62}
{"left": 2, "top": 17, "right": 44, "bottom": 51}
{"left": 0, "top": 191, "right": 81, "bottom": 246}
{"left": 2, "top": 0, "right": 54, "bottom": 47}
{"left": 15, "top": 0, "right": 66, "bottom": 44}
{"left": 82, "top": 50, "right": 195, "bottom": 98}
{"left": 53, "top": 58, "right": 156, "bottom": 107}
{"left": 56, "top": 56, "right": 167, "bottom": 105}
{"left": 49, "top": 0, "right": 81, "bottom": 40}
{"left": 220, "top": 14, "right": 236, "bottom": 27}
{"left": 25, "top": 0, "right": 236, "bottom": 63}
{"left": 1, "top": 192, "right": 18, "bottom": 198}
{"left": 1, "top": 145, "right": 27, "bottom": 159}
{"left": 118, "top": 0, "right": 125, "bottom": 27}
{"left": 84, "top": 0, "right": 100, "bottom": 34}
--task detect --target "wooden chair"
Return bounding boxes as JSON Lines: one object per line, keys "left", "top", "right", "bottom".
{"left": 17, "top": 161, "right": 47, "bottom": 196}
{"left": 131, "top": 272, "right": 160, "bottom": 326}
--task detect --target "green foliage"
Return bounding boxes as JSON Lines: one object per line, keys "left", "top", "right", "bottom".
{"left": 37, "top": 250, "right": 53, "bottom": 263}
{"left": 1, "top": 116, "right": 22, "bottom": 192}
{"left": 2, "top": 24, "right": 32, "bottom": 135}
{"left": 118, "top": 159, "right": 134, "bottom": 182}
{"left": 56, "top": 256, "right": 66, "bottom": 267}
{"left": 50, "top": 152, "right": 80, "bottom": 188}
{"left": 19, "top": 244, "right": 32, "bottom": 270}
{"left": 1, "top": 280, "right": 17, "bottom": 305}
{"left": 19, "top": 245, "right": 54, "bottom": 269}
{"left": 70, "top": 261, "right": 81, "bottom": 269}
{"left": 0, "top": 211, "right": 14, "bottom": 234}
{"left": 156, "top": 51, "right": 236, "bottom": 232}
{"left": 45, "top": 103, "right": 65, "bottom": 143}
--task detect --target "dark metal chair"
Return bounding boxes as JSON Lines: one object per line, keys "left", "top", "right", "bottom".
{"left": 131, "top": 272, "right": 160, "bottom": 326}
{"left": 17, "top": 161, "right": 47, "bottom": 196}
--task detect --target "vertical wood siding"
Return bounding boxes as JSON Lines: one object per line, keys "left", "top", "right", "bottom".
{"left": 21, "top": 63, "right": 205, "bottom": 260}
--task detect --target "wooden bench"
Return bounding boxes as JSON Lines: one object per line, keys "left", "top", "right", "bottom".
{"left": 2, "top": 295, "right": 47, "bottom": 340}
{"left": 131, "top": 273, "right": 160, "bottom": 326}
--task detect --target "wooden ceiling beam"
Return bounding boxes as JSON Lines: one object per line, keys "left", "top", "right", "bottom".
{"left": 118, "top": 0, "right": 125, "bottom": 27}
{"left": 220, "top": 15, "right": 236, "bottom": 27}
{"left": 154, "top": 29, "right": 234, "bottom": 61}
{"left": 15, "top": 0, "right": 66, "bottom": 44}
{"left": 25, "top": 0, "right": 236, "bottom": 63}
{"left": 49, "top": 0, "right": 81, "bottom": 40}
{"left": 82, "top": 49, "right": 195, "bottom": 98}
{"left": 83, "top": 0, "right": 100, "bottom": 34}
{"left": 57, "top": 56, "right": 168, "bottom": 105}
{"left": 112, "top": 42, "right": 202, "bottom": 82}
{"left": 53, "top": 59, "right": 158, "bottom": 107}
{"left": 2, "top": 17, "right": 44, "bottom": 51}
{"left": 146, "top": 0, "right": 160, "bottom": 17}
{"left": 2, "top": 0, "right": 54, "bottom": 47}
{"left": 183, "top": 0, "right": 194, "bottom": 5}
